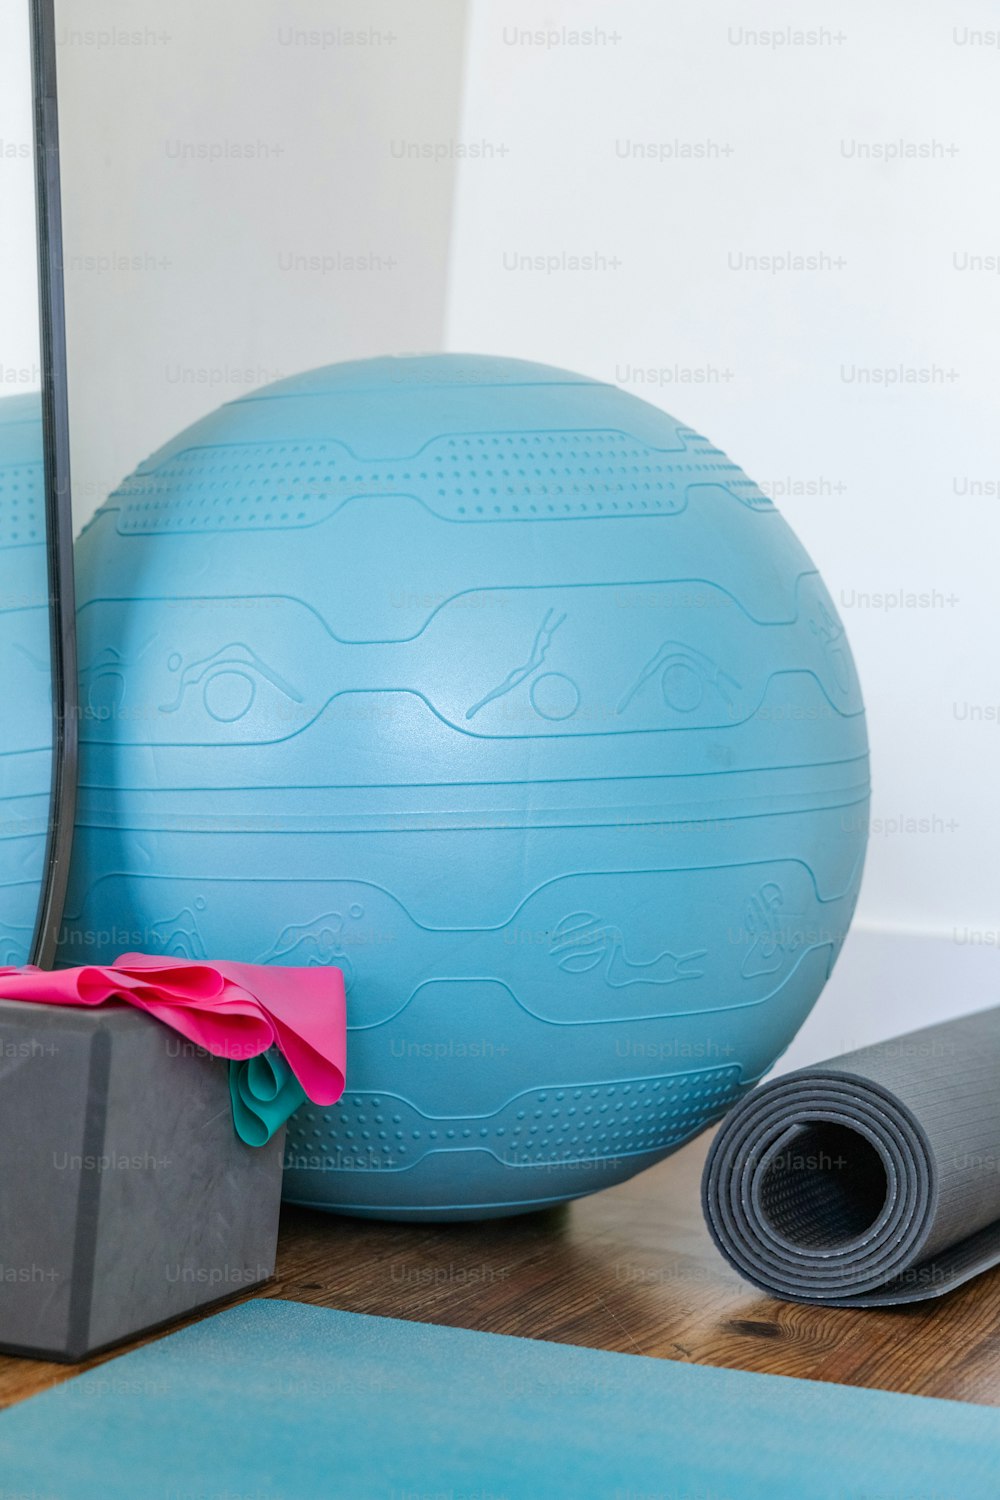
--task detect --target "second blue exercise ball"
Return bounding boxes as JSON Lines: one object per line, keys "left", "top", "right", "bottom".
{"left": 0, "top": 393, "right": 53, "bottom": 964}
{"left": 64, "top": 354, "right": 869, "bottom": 1219}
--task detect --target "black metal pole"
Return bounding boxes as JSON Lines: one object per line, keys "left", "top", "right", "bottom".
{"left": 29, "top": 0, "right": 78, "bottom": 967}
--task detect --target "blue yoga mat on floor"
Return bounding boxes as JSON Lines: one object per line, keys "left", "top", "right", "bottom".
{"left": 1, "top": 1299, "right": 998, "bottom": 1498}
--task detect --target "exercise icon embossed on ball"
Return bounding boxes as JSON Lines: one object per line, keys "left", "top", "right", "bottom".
{"left": 64, "top": 354, "right": 869, "bottom": 1219}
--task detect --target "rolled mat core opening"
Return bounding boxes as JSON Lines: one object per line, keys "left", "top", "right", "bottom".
{"left": 756, "top": 1122, "right": 889, "bottom": 1251}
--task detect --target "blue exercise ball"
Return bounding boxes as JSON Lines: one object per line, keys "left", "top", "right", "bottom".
{"left": 64, "top": 354, "right": 869, "bottom": 1219}
{"left": 0, "top": 393, "right": 53, "bottom": 964}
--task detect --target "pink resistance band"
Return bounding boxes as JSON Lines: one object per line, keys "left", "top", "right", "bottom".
{"left": 0, "top": 953, "right": 347, "bottom": 1107}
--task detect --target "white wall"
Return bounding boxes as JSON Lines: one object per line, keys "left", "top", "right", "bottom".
{"left": 446, "top": 0, "right": 1000, "bottom": 989}
{"left": 0, "top": 0, "right": 40, "bottom": 386}
{"left": 55, "top": 0, "right": 468, "bottom": 524}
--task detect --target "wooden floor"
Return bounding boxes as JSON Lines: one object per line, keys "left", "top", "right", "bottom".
{"left": 3, "top": 1130, "right": 1000, "bottom": 1409}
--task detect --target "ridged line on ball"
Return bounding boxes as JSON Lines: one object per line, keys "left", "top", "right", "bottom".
{"left": 702, "top": 1072, "right": 937, "bottom": 1300}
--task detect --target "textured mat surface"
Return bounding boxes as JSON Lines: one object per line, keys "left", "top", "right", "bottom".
{"left": 2, "top": 1299, "right": 1000, "bottom": 1497}
{"left": 704, "top": 1005, "right": 1000, "bottom": 1303}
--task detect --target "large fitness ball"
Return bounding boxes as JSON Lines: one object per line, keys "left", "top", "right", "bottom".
{"left": 0, "top": 394, "right": 53, "bottom": 964}
{"left": 64, "top": 354, "right": 869, "bottom": 1220}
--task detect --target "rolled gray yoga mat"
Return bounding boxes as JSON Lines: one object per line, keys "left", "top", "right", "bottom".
{"left": 702, "top": 1007, "right": 1000, "bottom": 1305}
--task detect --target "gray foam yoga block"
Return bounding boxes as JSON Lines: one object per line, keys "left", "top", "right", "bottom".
{"left": 0, "top": 998, "right": 284, "bottom": 1361}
